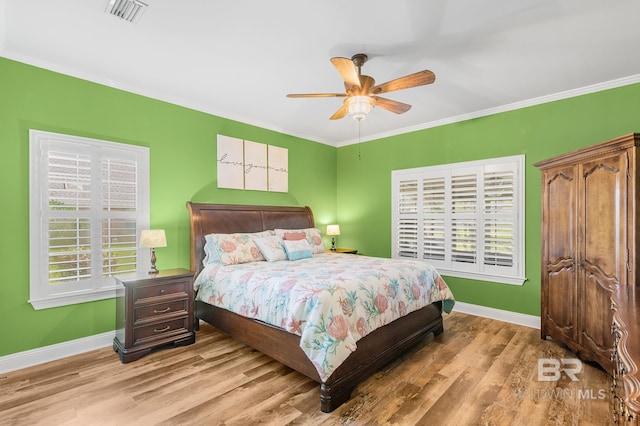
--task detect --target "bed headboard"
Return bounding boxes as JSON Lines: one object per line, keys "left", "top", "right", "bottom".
{"left": 186, "top": 202, "right": 315, "bottom": 274}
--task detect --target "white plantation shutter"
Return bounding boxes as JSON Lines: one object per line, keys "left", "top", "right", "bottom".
{"left": 450, "top": 170, "right": 478, "bottom": 268}
{"left": 422, "top": 176, "right": 445, "bottom": 262}
{"left": 392, "top": 155, "right": 524, "bottom": 285}
{"left": 483, "top": 165, "right": 516, "bottom": 272}
{"left": 396, "top": 177, "right": 419, "bottom": 258}
{"left": 47, "top": 150, "right": 93, "bottom": 283}
{"left": 102, "top": 159, "right": 139, "bottom": 276}
{"left": 30, "top": 130, "right": 150, "bottom": 309}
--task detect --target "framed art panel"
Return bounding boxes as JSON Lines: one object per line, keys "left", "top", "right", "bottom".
{"left": 217, "top": 135, "right": 244, "bottom": 189}
{"left": 244, "top": 140, "right": 268, "bottom": 191}
{"left": 268, "top": 145, "right": 288, "bottom": 193}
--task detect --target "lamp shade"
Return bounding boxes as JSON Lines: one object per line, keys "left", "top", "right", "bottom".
{"left": 326, "top": 224, "right": 340, "bottom": 236}
{"left": 346, "top": 96, "right": 373, "bottom": 121}
{"left": 140, "top": 229, "right": 167, "bottom": 248}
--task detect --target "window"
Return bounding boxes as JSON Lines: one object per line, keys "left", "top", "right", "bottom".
{"left": 392, "top": 155, "right": 525, "bottom": 285}
{"left": 29, "top": 130, "right": 150, "bottom": 309}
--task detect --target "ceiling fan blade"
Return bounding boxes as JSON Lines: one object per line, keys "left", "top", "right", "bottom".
{"left": 287, "top": 93, "right": 347, "bottom": 98}
{"left": 330, "top": 57, "right": 361, "bottom": 89}
{"left": 371, "top": 70, "right": 435, "bottom": 95}
{"left": 329, "top": 105, "right": 347, "bottom": 120}
{"left": 372, "top": 96, "right": 412, "bottom": 114}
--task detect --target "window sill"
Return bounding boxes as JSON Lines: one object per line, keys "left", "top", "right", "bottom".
{"left": 436, "top": 269, "right": 527, "bottom": 286}
{"left": 29, "top": 287, "right": 117, "bottom": 310}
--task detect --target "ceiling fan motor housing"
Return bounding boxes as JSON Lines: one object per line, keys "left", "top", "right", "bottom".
{"left": 351, "top": 53, "right": 368, "bottom": 69}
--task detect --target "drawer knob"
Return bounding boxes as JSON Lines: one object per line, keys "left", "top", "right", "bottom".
{"left": 159, "top": 289, "right": 165, "bottom": 294}
{"left": 153, "top": 306, "right": 171, "bottom": 314}
{"left": 153, "top": 326, "right": 171, "bottom": 333}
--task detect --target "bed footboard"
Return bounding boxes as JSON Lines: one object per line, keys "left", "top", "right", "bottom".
{"left": 196, "top": 299, "right": 443, "bottom": 412}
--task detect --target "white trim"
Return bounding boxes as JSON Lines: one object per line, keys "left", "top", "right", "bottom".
{"left": 29, "top": 287, "right": 116, "bottom": 310}
{"left": 438, "top": 269, "right": 526, "bottom": 286}
{"left": 453, "top": 301, "right": 540, "bottom": 329}
{"left": 0, "top": 331, "right": 115, "bottom": 374}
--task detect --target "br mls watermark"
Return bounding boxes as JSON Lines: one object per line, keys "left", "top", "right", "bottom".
{"left": 514, "top": 357, "right": 607, "bottom": 401}
{"left": 538, "top": 357, "right": 582, "bottom": 381}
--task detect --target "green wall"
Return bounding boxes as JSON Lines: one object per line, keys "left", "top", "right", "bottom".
{"left": 0, "top": 57, "right": 337, "bottom": 357}
{"left": 2, "top": 53, "right": 639, "bottom": 359}
{"left": 335, "top": 83, "right": 640, "bottom": 316}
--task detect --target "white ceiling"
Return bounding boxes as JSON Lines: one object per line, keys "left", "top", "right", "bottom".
{"left": 1, "top": 0, "right": 639, "bottom": 146}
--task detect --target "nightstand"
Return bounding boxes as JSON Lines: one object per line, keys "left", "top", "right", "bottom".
{"left": 113, "top": 268, "right": 195, "bottom": 363}
{"left": 326, "top": 248, "right": 358, "bottom": 254}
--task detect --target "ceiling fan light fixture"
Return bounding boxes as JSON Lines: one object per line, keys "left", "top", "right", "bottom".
{"left": 346, "top": 96, "right": 373, "bottom": 121}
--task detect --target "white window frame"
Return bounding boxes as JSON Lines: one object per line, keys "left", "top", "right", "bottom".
{"left": 391, "top": 154, "right": 526, "bottom": 285}
{"left": 29, "top": 130, "right": 150, "bottom": 309}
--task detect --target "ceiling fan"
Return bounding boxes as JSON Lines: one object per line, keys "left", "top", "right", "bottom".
{"left": 287, "top": 53, "right": 435, "bottom": 121}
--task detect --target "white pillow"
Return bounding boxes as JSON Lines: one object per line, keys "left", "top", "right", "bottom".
{"left": 254, "top": 235, "right": 287, "bottom": 262}
{"left": 283, "top": 239, "right": 313, "bottom": 261}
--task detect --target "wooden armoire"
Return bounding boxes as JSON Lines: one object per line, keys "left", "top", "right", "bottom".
{"left": 534, "top": 133, "right": 639, "bottom": 373}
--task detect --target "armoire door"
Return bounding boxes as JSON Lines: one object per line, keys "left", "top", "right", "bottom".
{"left": 577, "top": 151, "right": 628, "bottom": 368}
{"left": 541, "top": 164, "right": 578, "bottom": 345}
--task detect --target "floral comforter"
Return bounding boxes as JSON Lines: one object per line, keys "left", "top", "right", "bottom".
{"left": 194, "top": 253, "right": 455, "bottom": 381}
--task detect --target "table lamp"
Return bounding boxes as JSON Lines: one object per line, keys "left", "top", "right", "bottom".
{"left": 326, "top": 224, "right": 340, "bottom": 251}
{"left": 140, "top": 229, "right": 167, "bottom": 274}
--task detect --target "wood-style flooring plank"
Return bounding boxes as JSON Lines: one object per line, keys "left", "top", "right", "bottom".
{"left": 0, "top": 312, "right": 612, "bottom": 425}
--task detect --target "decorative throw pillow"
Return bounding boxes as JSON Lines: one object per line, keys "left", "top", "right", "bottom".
{"left": 275, "top": 228, "right": 325, "bottom": 254}
{"left": 207, "top": 230, "right": 273, "bottom": 265}
{"left": 254, "top": 235, "right": 287, "bottom": 262}
{"left": 283, "top": 239, "right": 313, "bottom": 261}
{"left": 203, "top": 234, "right": 222, "bottom": 265}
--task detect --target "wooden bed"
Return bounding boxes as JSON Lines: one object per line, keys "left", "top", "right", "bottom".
{"left": 186, "top": 202, "right": 444, "bottom": 412}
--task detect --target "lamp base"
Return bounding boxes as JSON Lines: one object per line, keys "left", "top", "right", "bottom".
{"left": 149, "top": 248, "right": 159, "bottom": 274}
{"left": 330, "top": 237, "right": 336, "bottom": 251}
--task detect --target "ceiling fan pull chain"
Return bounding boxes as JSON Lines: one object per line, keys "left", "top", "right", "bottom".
{"left": 358, "top": 120, "right": 362, "bottom": 161}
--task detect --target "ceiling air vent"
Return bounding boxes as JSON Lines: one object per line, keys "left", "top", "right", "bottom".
{"left": 105, "top": 0, "right": 148, "bottom": 23}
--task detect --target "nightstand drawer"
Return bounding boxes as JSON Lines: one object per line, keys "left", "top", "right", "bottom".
{"left": 134, "top": 299, "right": 188, "bottom": 324}
{"left": 133, "top": 279, "right": 189, "bottom": 302}
{"left": 133, "top": 317, "right": 190, "bottom": 345}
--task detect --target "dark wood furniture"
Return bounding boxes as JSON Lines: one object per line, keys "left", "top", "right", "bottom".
{"left": 612, "top": 284, "right": 640, "bottom": 423}
{"left": 534, "top": 133, "right": 639, "bottom": 373}
{"left": 326, "top": 248, "right": 358, "bottom": 254}
{"left": 113, "top": 268, "right": 195, "bottom": 363}
{"left": 186, "top": 202, "right": 444, "bottom": 413}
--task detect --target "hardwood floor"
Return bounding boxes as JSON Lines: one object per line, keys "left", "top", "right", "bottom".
{"left": 0, "top": 312, "right": 612, "bottom": 425}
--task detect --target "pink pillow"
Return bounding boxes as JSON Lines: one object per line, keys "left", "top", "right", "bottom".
{"left": 283, "top": 232, "right": 306, "bottom": 241}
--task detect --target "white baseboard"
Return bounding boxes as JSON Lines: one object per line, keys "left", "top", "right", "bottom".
{"left": 0, "top": 331, "right": 115, "bottom": 374}
{"left": 453, "top": 301, "right": 541, "bottom": 329}
{"left": 0, "top": 302, "right": 539, "bottom": 374}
